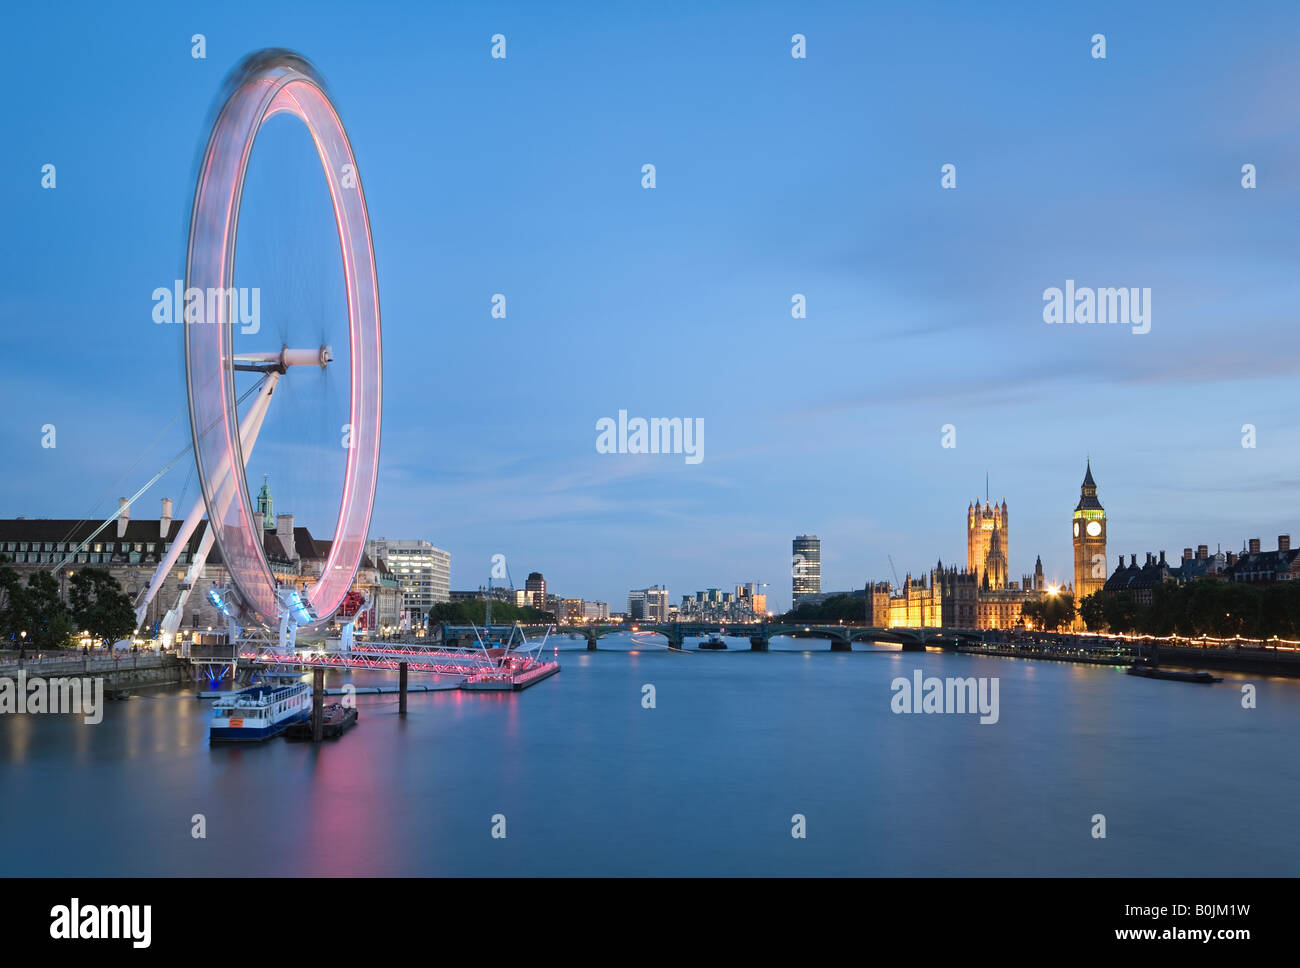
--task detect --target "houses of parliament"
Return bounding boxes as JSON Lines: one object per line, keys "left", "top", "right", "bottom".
{"left": 864, "top": 463, "right": 1105, "bottom": 630}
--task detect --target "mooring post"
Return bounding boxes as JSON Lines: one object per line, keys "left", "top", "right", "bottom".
{"left": 311, "top": 667, "right": 324, "bottom": 742}
{"left": 399, "top": 660, "right": 408, "bottom": 715}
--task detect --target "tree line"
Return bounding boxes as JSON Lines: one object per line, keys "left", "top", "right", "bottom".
{"left": 1019, "top": 593, "right": 1076, "bottom": 632}
{"left": 776, "top": 594, "right": 867, "bottom": 624}
{"left": 426, "top": 598, "right": 556, "bottom": 627}
{"left": 1079, "top": 578, "right": 1300, "bottom": 638}
{"left": 0, "top": 561, "right": 137, "bottom": 650}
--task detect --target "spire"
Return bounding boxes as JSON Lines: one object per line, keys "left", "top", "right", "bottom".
{"left": 1075, "top": 459, "right": 1103, "bottom": 512}
{"left": 256, "top": 474, "right": 274, "bottom": 530}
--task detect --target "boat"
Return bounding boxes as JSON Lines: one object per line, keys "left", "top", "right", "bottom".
{"left": 284, "top": 703, "right": 358, "bottom": 740}
{"left": 1125, "top": 662, "right": 1221, "bottom": 684}
{"left": 209, "top": 681, "right": 312, "bottom": 743}
{"left": 699, "top": 633, "right": 727, "bottom": 650}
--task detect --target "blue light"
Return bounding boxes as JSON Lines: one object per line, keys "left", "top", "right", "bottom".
{"left": 285, "top": 590, "right": 314, "bottom": 625}
{"left": 207, "top": 589, "right": 233, "bottom": 619}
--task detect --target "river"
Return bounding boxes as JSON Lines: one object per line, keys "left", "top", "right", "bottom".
{"left": 1, "top": 633, "right": 1295, "bottom": 876}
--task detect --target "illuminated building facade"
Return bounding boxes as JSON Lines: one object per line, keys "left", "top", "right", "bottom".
{"left": 1071, "top": 460, "right": 1107, "bottom": 603}
{"left": 968, "top": 497, "right": 1010, "bottom": 589}
{"left": 792, "top": 534, "right": 821, "bottom": 605}
{"left": 524, "top": 571, "right": 547, "bottom": 611}
{"left": 365, "top": 538, "right": 451, "bottom": 622}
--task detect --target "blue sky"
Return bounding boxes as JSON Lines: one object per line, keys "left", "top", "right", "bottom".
{"left": 4, "top": 0, "right": 1300, "bottom": 612}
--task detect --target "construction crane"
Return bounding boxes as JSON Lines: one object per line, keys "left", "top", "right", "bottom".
{"left": 888, "top": 555, "right": 901, "bottom": 593}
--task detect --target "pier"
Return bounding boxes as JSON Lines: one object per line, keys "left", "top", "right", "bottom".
{"left": 189, "top": 641, "right": 563, "bottom": 694}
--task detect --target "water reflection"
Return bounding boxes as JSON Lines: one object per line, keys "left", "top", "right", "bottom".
{"left": 2, "top": 642, "right": 1299, "bottom": 876}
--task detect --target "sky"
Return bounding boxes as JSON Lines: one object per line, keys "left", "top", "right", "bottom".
{"left": 4, "top": 0, "right": 1300, "bottom": 613}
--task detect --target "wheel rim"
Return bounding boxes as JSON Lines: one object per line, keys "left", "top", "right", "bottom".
{"left": 184, "top": 50, "right": 382, "bottom": 627}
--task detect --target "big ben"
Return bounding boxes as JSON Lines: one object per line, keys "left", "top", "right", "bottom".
{"left": 1072, "top": 460, "right": 1106, "bottom": 601}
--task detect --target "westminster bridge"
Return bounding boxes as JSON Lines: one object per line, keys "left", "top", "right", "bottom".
{"left": 435, "top": 622, "right": 987, "bottom": 652}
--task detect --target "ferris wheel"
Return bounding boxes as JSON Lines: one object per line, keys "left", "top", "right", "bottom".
{"left": 134, "top": 49, "right": 382, "bottom": 647}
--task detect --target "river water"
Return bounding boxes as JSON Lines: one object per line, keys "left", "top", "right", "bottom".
{"left": 2, "top": 633, "right": 1296, "bottom": 876}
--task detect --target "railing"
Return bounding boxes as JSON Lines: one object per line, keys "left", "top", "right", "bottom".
{"left": 0, "top": 652, "right": 177, "bottom": 677}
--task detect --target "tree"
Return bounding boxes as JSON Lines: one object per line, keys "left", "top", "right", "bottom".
{"left": 1102, "top": 591, "right": 1140, "bottom": 634}
{"left": 1138, "top": 582, "right": 1179, "bottom": 636}
{"left": 0, "top": 565, "right": 34, "bottom": 645}
{"left": 426, "top": 598, "right": 555, "bottom": 627}
{"left": 69, "top": 568, "right": 136, "bottom": 646}
{"left": 777, "top": 594, "right": 865, "bottom": 624}
{"left": 1078, "top": 592, "right": 1107, "bottom": 632}
{"left": 1023, "top": 593, "right": 1075, "bottom": 631}
{"left": 1216, "top": 581, "right": 1261, "bottom": 638}
{"left": 1260, "top": 583, "right": 1295, "bottom": 639}
{"left": 0, "top": 567, "right": 73, "bottom": 650}
{"left": 1045, "top": 592, "right": 1075, "bottom": 631}
{"left": 1181, "top": 580, "right": 1222, "bottom": 636}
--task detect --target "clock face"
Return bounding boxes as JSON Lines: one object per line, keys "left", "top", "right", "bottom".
{"left": 1086, "top": 520, "right": 1102, "bottom": 537}
{"left": 1073, "top": 522, "right": 1080, "bottom": 537}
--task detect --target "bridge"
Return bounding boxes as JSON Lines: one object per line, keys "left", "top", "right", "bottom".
{"left": 434, "top": 622, "right": 987, "bottom": 652}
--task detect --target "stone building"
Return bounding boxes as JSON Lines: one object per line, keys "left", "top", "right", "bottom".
{"left": 968, "top": 497, "right": 1009, "bottom": 589}
{"left": 0, "top": 497, "right": 401, "bottom": 636}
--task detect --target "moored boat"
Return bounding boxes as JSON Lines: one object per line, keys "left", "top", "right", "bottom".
{"left": 1125, "top": 662, "right": 1221, "bottom": 684}
{"left": 284, "top": 703, "right": 358, "bottom": 740}
{"left": 699, "top": 633, "right": 727, "bottom": 650}
{"left": 209, "top": 681, "right": 312, "bottom": 742}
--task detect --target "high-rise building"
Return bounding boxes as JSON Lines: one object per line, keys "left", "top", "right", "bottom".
{"left": 525, "top": 572, "right": 547, "bottom": 611}
{"left": 645, "top": 585, "right": 669, "bottom": 622}
{"left": 967, "top": 496, "right": 1009, "bottom": 589}
{"left": 365, "top": 538, "right": 451, "bottom": 621}
{"left": 735, "top": 582, "right": 768, "bottom": 618}
{"left": 581, "top": 601, "right": 610, "bottom": 621}
{"left": 792, "top": 535, "right": 821, "bottom": 605}
{"left": 628, "top": 585, "right": 669, "bottom": 622}
{"left": 1071, "top": 460, "right": 1107, "bottom": 602}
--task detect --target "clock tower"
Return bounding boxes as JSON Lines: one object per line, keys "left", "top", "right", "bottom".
{"left": 1072, "top": 460, "right": 1106, "bottom": 602}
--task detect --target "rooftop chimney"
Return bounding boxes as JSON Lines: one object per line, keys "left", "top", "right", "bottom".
{"left": 1159, "top": 550, "right": 1166, "bottom": 566}
{"left": 160, "top": 497, "right": 174, "bottom": 538}
{"left": 1197, "top": 545, "right": 1209, "bottom": 560}
{"left": 1249, "top": 537, "right": 1261, "bottom": 554}
{"left": 116, "top": 497, "right": 130, "bottom": 539}
{"left": 1183, "top": 548, "right": 1193, "bottom": 561}
{"left": 276, "top": 513, "right": 296, "bottom": 561}
{"left": 1227, "top": 552, "right": 1237, "bottom": 566}
{"left": 1280, "top": 535, "right": 1291, "bottom": 552}
{"left": 1130, "top": 554, "right": 1137, "bottom": 568}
